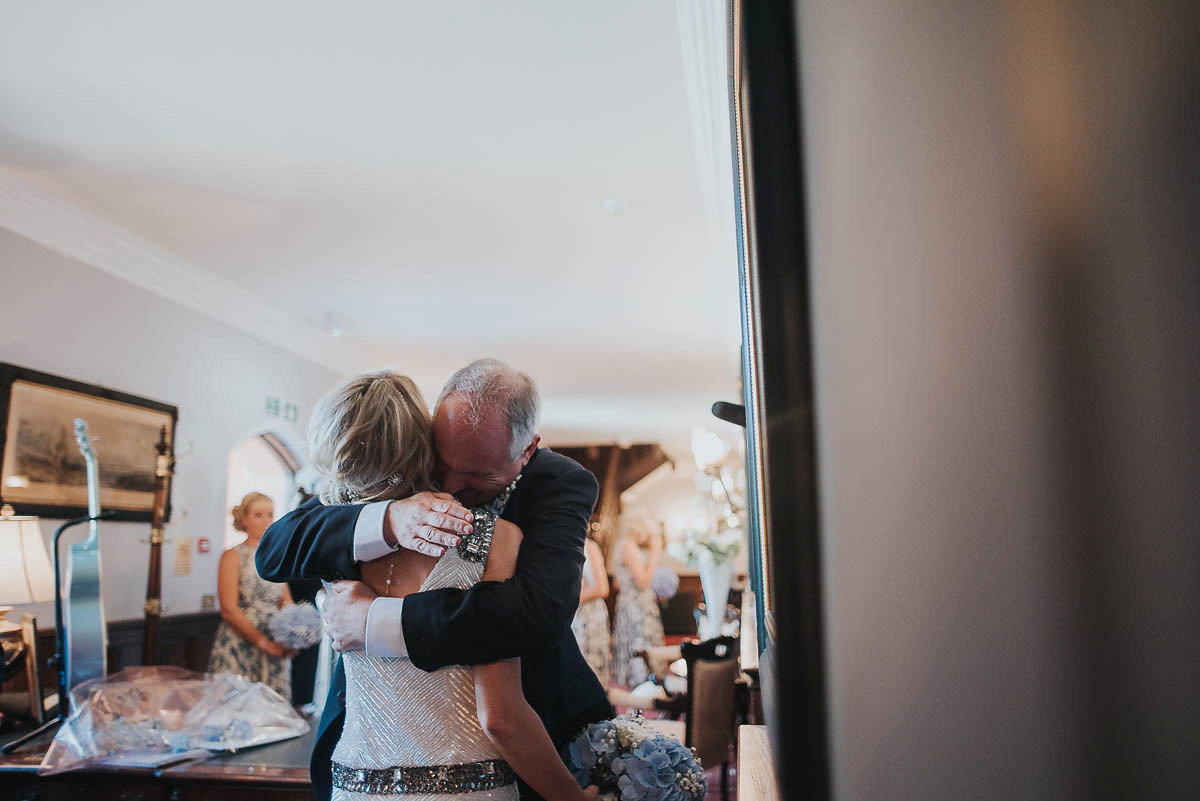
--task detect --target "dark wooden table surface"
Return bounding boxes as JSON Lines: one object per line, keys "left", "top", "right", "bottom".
{"left": 0, "top": 724, "right": 316, "bottom": 801}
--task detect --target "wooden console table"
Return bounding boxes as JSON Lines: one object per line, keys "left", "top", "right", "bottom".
{"left": 0, "top": 726, "right": 316, "bottom": 801}
{"left": 738, "top": 724, "right": 779, "bottom": 801}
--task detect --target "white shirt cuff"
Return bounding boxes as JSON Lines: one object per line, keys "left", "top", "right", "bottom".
{"left": 365, "top": 597, "right": 408, "bottom": 658}
{"left": 353, "top": 501, "right": 394, "bottom": 563}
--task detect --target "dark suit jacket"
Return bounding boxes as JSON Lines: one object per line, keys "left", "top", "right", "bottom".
{"left": 256, "top": 448, "right": 612, "bottom": 801}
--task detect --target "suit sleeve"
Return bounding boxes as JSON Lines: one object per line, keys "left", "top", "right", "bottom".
{"left": 401, "top": 464, "right": 598, "bottom": 671}
{"left": 255, "top": 497, "right": 363, "bottom": 582}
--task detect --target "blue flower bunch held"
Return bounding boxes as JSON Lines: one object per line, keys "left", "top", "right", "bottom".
{"left": 565, "top": 714, "right": 705, "bottom": 801}
{"left": 650, "top": 566, "right": 680, "bottom": 601}
{"left": 267, "top": 602, "right": 323, "bottom": 650}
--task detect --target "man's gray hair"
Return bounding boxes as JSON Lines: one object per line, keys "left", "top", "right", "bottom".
{"left": 436, "top": 358, "right": 541, "bottom": 461}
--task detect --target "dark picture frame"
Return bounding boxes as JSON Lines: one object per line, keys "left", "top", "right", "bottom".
{"left": 0, "top": 363, "right": 177, "bottom": 522}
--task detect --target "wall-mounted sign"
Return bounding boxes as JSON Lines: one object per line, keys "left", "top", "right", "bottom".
{"left": 174, "top": 536, "right": 193, "bottom": 576}
{"left": 265, "top": 396, "right": 299, "bottom": 422}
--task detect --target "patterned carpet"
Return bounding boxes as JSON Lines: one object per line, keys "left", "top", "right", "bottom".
{"left": 704, "top": 758, "right": 737, "bottom": 801}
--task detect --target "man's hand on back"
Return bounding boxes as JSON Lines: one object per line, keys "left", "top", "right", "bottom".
{"left": 384, "top": 492, "right": 473, "bottom": 557}
{"left": 323, "top": 580, "right": 378, "bottom": 652}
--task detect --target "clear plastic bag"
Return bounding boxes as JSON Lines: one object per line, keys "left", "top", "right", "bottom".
{"left": 39, "top": 666, "right": 310, "bottom": 774}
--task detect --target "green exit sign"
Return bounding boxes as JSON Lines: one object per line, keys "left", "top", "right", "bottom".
{"left": 265, "top": 396, "right": 299, "bottom": 422}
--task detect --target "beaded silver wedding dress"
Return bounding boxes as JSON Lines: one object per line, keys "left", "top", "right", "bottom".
{"left": 330, "top": 545, "right": 518, "bottom": 801}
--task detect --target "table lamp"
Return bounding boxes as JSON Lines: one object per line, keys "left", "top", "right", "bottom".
{"left": 0, "top": 505, "right": 55, "bottom": 622}
{"left": 0, "top": 504, "right": 54, "bottom": 734}
{"left": 1, "top": 506, "right": 115, "bottom": 753}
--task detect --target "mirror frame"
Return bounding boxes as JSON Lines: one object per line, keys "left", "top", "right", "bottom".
{"left": 728, "top": 0, "right": 831, "bottom": 798}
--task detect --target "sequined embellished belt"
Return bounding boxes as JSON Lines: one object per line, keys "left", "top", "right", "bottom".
{"left": 331, "top": 758, "right": 516, "bottom": 795}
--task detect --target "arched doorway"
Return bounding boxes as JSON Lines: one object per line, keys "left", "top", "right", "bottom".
{"left": 223, "top": 430, "right": 305, "bottom": 549}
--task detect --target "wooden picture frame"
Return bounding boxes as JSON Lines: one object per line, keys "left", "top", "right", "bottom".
{"left": 0, "top": 363, "right": 177, "bottom": 522}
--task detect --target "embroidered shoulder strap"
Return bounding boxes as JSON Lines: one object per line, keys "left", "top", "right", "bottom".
{"left": 458, "top": 474, "right": 522, "bottom": 563}
{"left": 458, "top": 508, "right": 496, "bottom": 563}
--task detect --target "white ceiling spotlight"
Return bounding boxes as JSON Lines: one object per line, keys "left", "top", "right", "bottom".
{"left": 602, "top": 198, "right": 625, "bottom": 216}
{"left": 323, "top": 312, "right": 355, "bottom": 338}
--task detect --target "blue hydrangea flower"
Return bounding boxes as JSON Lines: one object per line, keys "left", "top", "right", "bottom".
{"left": 587, "top": 722, "right": 620, "bottom": 758}
{"left": 566, "top": 737, "right": 594, "bottom": 785}
{"left": 617, "top": 773, "right": 647, "bottom": 801}
{"left": 563, "top": 716, "right": 704, "bottom": 801}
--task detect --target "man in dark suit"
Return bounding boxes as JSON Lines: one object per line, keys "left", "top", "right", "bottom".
{"left": 256, "top": 359, "right": 612, "bottom": 801}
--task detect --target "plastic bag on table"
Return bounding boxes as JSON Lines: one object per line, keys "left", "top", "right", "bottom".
{"left": 39, "top": 665, "right": 309, "bottom": 774}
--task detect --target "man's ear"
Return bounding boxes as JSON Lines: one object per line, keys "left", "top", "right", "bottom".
{"left": 520, "top": 435, "right": 541, "bottom": 464}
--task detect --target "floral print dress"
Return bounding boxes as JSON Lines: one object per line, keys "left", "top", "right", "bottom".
{"left": 207, "top": 542, "right": 291, "bottom": 700}
{"left": 611, "top": 540, "right": 665, "bottom": 688}
{"left": 572, "top": 546, "right": 612, "bottom": 686}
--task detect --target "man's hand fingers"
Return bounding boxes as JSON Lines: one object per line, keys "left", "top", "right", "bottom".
{"left": 414, "top": 540, "right": 446, "bottom": 558}
{"left": 427, "top": 496, "right": 472, "bottom": 521}
{"left": 430, "top": 512, "right": 472, "bottom": 535}
{"left": 417, "top": 524, "right": 459, "bottom": 548}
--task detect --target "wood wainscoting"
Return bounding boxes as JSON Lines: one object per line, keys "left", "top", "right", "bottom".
{"left": 106, "top": 612, "right": 222, "bottom": 674}
{"left": 17, "top": 612, "right": 222, "bottom": 693}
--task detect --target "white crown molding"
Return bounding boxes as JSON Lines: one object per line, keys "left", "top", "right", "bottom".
{"left": 0, "top": 169, "right": 351, "bottom": 375}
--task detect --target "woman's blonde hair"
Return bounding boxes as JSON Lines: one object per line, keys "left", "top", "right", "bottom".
{"left": 620, "top": 511, "right": 659, "bottom": 544}
{"left": 231, "top": 492, "right": 274, "bottom": 532}
{"left": 308, "top": 371, "right": 435, "bottom": 505}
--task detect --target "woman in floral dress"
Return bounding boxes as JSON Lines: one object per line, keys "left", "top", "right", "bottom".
{"left": 611, "top": 514, "right": 666, "bottom": 688}
{"left": 572, "top": 534, "right": 611, "bottom": 685}
{"left": 207, "top": 492, "right": 295, "bottom": 700}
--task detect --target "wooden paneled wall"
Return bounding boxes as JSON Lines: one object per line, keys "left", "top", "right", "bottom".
{"left": 14, "top": 612, "right": 221, "bottom": 694}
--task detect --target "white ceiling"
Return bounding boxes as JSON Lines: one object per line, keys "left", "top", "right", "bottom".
{"left": 0, "top": 1, "right": 741, "bottom": 453}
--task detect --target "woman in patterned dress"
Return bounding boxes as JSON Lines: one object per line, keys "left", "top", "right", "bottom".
{"left": 571, "top": 534, "right": 611, "bottom": 686}
{"left": 610, "top": 514, "right": 666, "bottom": 688}
{"left": 207, "top": 492, "right": 296, "bottom": 700}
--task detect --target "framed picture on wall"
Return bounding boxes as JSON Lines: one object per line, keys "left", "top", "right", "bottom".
{"left": 0, "top": 363, "right": 178, "bottom": 521}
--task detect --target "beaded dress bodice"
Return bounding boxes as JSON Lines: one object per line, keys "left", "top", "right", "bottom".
{"left": 331, "top": 548, "right": 516, "bottom": 800}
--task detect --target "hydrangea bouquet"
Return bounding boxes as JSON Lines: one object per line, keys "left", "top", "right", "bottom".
{"left": 564, "top": 714, "right": 705, "bottom": 801}
{"left": 650, "top": 566, "right": 680, "bottom": 601}
{"left": 267, "top": 601, "right": 323, "bottom": 650}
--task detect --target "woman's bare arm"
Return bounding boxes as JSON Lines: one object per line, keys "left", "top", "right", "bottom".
{"left": 579, "top": 540, "right": 609, "bottom": 604}
{"left": 475, "top": 660, "right": 596, "bottom": 801}
{"left": 479, "top": 520, "right": 523, "bottom": 583}
{"left": 475, "top": 522, "right": 597, "bottom": 801}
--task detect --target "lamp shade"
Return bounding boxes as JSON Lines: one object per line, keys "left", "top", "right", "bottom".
{"left": 0, "top": 514, "right": 55, "bottom": 605}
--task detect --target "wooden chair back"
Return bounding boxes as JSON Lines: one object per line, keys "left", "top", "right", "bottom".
{"left": 682, "top": 635, "right": 740, "bottom": 771}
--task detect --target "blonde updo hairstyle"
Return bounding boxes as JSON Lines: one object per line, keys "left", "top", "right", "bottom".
{"left": 620, "top": 511, "right": 661, "bottom": 547}
{"left": 308, "top": 371, "right": 435, "bottom": 505}
{"left": 232, "top": 491, "right": 274, "bottom": 532}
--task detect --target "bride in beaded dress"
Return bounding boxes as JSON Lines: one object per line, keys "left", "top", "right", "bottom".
{"left": 307, "top": 372, "right": 597, "bottom": 801}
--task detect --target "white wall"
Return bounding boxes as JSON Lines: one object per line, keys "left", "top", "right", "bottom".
{"left": 1, "top": 228, "right": 342, "bottom": 624}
